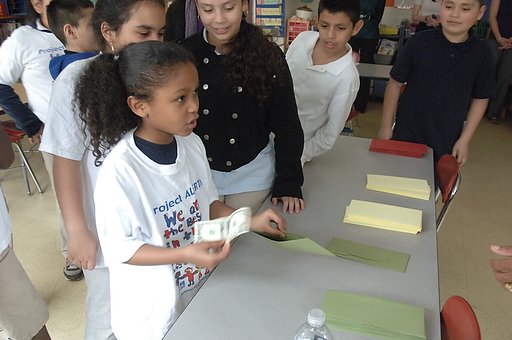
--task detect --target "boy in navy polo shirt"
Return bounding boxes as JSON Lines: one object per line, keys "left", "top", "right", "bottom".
{"left": 378, "top": 0, "right": 494, "bottom": 164}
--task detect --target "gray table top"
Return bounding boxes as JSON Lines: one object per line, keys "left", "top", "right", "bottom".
{"left": 165, "top": 136, "right": 440, "bottom": 340}
{"left": 356, "top": 63, "right": 392, "bottom": 80}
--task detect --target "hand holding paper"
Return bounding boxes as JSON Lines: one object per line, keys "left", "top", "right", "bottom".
{"left": 195, "top": 207, "right": 252, "bottom": 243}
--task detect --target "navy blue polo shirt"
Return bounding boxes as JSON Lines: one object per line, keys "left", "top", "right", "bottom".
{"left": 391, "top": 28, "right": 494, "bottom": 161}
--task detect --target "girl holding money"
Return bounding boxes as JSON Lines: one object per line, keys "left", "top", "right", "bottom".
{"left": 76, "top": 41, "right": 287, "bottom": 340}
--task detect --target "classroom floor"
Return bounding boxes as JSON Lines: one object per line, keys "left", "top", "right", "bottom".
{"left": 2, "top": 98, "right": 512, "bottom": 339}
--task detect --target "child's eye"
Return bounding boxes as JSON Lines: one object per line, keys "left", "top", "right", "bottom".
{"left": 177, "top": 96, "right": 186, "bottom": 102}
{"left": 202, "top": 8, "right": 213, "bottom": 13}
{"left": 337, "top": 26, "right": 346, "bottom": 31}
{"left": 224, "top": 6, "right": 234, "bottom": 11}
{"left": 139, "top": 32, "right": 150, "bottom": 37}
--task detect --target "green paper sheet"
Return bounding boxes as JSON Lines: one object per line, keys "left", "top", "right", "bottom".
{"left": 325, "top": 238, "right": 410, "bottom": 273}
{"left": 322, "top": 290, "right": 426, "bottom": 340}
{"left": 259, "top": 232, "right": 335, "bottom": 257}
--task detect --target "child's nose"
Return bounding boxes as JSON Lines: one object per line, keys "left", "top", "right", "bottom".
{"left": 451, "top": 7, "right": 462, "bottom": 16}
{"left": 213, "top": 10, "right": 226, "bottom": 23}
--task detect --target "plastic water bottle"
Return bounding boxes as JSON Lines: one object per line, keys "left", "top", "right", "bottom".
{"left": 294, "top": 308, "right": 334, "bottom": 340}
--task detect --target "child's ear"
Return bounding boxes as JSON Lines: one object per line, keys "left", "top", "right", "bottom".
{"left": 101, "top": 22, "right": 116, "bottom": 47}
{"left": 127, "top": 96, "right": 148, "bottom": 118}
{"left": 63, "top": 24, "right": 76, "bottom": 41}
{"left": 242, "top": 0, "right": 249, "bottom": 15}
{"left": 477, "top": 5, "right": 486, "bottom": 21}
{"left": 352, "top": 19, "right": 364, "bottom": 37}
{"left": 30, "top": 0, "right": 43, "bottom": 14}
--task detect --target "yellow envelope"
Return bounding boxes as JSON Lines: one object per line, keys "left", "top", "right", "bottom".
{"left": 344, "top": 200, "right": 422, "bottom": 234}
{"left": 367, "top": 174, "right": 431, "bottom": 200}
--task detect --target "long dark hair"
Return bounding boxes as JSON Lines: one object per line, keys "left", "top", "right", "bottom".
{"left": 75, "top": 41, "right": 195, "bottom": 165}
{"left": 223, "top": 19, "right": 287, "bottom": 107}
{"left": 91, "top": 0, "right": 165, "bottom": 51}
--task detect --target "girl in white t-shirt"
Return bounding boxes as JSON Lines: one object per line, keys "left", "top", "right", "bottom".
{"left": 74, "top": 41, "right": 287, "bottom": 340}
{"left": 40, "top": 1, "right": 168, "bottom": 339}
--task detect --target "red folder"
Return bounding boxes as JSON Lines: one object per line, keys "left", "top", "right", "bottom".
{"left": 369, "top": 139, "right": 428, "bottom": 158}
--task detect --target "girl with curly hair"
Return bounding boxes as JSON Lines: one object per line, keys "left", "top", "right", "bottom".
{"left": 39, "top": 0, "right": 166, "bottom": 339}
{"left": 182, "top": 0, "right": 305, "bottom": 214}
{"left": 75, "top": 40, "right": 286, "bottom": 339}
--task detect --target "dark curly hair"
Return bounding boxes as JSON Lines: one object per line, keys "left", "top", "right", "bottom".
{"left": 91, "top": 0, "right": 165, "bottom": 51}
{"left": 223, "top": 19, "right": 287, "bottom": 107}
{"left": 75, "top": 41, "right": 196, "bottom": 165}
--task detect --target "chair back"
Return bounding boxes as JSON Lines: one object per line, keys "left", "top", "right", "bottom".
{"left": 435, "top": 155, "right": 461, "bottom": 230}
{"left": 441, "top": 295, "right": 481, "bottom": 340}
{"left": 436, "top": 154, "right": 459, "bottom": 203}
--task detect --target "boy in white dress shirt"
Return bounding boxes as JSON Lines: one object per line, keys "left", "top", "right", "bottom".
{"left": 286, "top": 0, "right": 363, "bottom": 165}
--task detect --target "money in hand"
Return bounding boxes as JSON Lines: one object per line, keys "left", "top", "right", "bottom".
{"left": 194, "top": 207, "right": 252, "bottom": 243}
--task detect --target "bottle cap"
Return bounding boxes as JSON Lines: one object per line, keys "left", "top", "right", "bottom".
{"left": 307, "top": 308, "right": 326, "bottom": 327}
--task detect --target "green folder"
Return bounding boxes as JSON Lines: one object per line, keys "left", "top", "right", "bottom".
{"left": 322, "top": 290, "right": 426, "bottom": 340}
{"left": 326, "top": 238, "right": 410, "bottom": 273}
{"left": 259, "top": 232, "right": 335, "bottom": 257}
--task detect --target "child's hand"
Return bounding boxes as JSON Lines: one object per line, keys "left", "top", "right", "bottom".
{"left": 250, "top": 208, "right": 287, "bottom": 238}
{"left": 498, "top": 37, "right": 512, "bottom": 49}
{"left": 490, "top": 245, "right": 512, "bottom": 288}
{"left": 271, "top": 196, "right": 304, "bottom": 214}
{"left": 452, "top": 139, "right": 469, "bottom": 166}
{"left": 29, "top": 126, "right": 44, "bottom": 144}
{"left": 352, "top": 51, "right": 360, "bottom": 64}
{"left": 378, "top": 126, "right": 393, "bottom": 140}
{"left": 185, "top": 241, "right": 230, "bottom": 270}
{"left": 427, "top": 15, "right": 440, "bottom": 27}
{"left": 67, "top": 228, "right": 98, "bottom": 271}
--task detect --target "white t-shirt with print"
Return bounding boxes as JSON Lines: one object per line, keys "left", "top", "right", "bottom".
{"left": 94, "top": 130, "right": 218, "bottom": 340}
{"left": 0, "top": 20, "right": 64, "bottom": 123}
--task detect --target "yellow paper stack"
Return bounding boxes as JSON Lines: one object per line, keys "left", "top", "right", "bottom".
{"left": 344, "top": 200, "right": 422, "bottom": 234}
{"left": 367, "top": 174, "right": 431, "bottom": 200}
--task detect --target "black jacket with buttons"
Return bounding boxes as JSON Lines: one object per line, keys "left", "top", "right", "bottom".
{"left": 182, "top": 33, "right": 304, "bottom": 199}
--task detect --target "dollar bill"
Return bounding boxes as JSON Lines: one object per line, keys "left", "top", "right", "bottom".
{"left": 194, "top": 207, "right": 252, "bottom": 243}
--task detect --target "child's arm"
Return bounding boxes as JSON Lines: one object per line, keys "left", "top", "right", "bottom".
{"left": 302, "top": 88, "right": 357, "bottom": 164}
{"left": 53, "top": 155, "right": 99, "bottom": 271}
{"left": 0, "top": 85, "right": 43, "bottom": 140}
{"left": 126, "top": 241, "right": 231, "bottom": 270}
{"left": 489, "top": 0, "right": 512, "bottom": 48}
{"left": 378, "top": 77, "right": 403, "bottom": 140}
{"left": 452, "top": 98, "right": 488, "bottom": 165}
{"left": 0, "top": 126, "right": 14, "bottom": 169}
{"left": 268, "top": 51, "right": 305, "bottom": 214}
